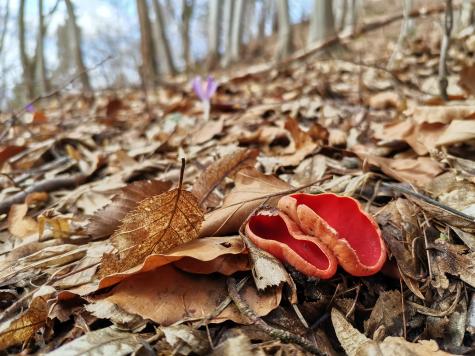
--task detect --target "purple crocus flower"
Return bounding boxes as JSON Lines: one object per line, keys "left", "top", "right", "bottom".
{"left": 192, "top": 76, "right": 218, "bottom": 102}
{"left": 25, "top": 103, "right": 34, "bottom": 113}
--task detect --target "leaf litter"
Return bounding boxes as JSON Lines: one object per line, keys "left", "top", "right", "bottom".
{"left": 2, "top": 9, "right": 475, "bottom": 356}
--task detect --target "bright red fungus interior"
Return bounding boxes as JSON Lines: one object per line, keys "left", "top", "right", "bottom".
{"left": 249, "top": 214, "right": 330, "bottom": 270}
{"left": 292, "top": 194, "right": 381, "bottom": 266}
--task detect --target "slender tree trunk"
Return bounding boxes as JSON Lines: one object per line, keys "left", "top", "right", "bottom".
{"left": 151, "top": 0, "right": 176, "bottom": 75}
{"left": 335, "top": 0, "right": 348, "bottom": 32}
{"left": 136, "top": 0, "right": 158, "bottom": 87}
{"left": 230, "top": 0, "right": 245, "bottom": 61}
{"left": 344, "top": 0, "right": 358, "bottom": 33}
{"left": 308, "top": 0, "right": 336, "bottom": 46}
{"left": 208, "top": 0, "right": 220, "bottom": 68}
{"left": 221, "top": 0, "right": 234, "bottom": 67}
{"left": 181, "top": 0, "right": 194, "bottom": 71}
{"left": 19, "top": 0, "right": 35, "bottom": 100}
{"left": 65, "top": 0, "right": 91, "bottom": 93}
{"left": 275, "top": 0, "right": 292, "bottom": 61}
{"left": 257, "top": 0, "right": 268, "bottom": 41}
{"left": 37, "top": 0, "right": 49, "bottom": 95}
{"left": 0, "top": 0, "right": 10, "bottom": 56}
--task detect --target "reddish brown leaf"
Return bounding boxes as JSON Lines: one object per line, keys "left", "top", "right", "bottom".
{"left": 192, "top": 148, "right": 258, "bottom": 207}
{"left": 86, "top": 179, "right": 172, "bottom": 239}
{"left": 99, "top": 186, "right": 204, "bottom": 277}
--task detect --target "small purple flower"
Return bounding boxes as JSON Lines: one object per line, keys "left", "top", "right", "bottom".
{"left": 25, "top": 103, "right": 34, "bottom": 113}
{"left": 192, "top": 75, "right": 218, "bottom": 102}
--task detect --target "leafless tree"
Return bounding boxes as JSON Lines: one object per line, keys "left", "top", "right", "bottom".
{"left": 230, "top": 0, "right": 245, "bottom": 62}
{"left": 65, "top": 0, "right": 92, "bottom": 93}
{"left": 180, "top": 0, "right": 194, "bottom": 71}
{"left": 221, "top": 0, "right": 234, "bottom": 67}
{"left": 136, "top": 0, "right": 158, "bottom": 86}
{"left": 151, "top": 0, "right": 176, "bottom": 75}
{"left": 308, "top": 0, "right": 336, "bottom": 46}
{"left": 275, "top": 0, "right": 292, "bottom": 61}
{"left": 36, "top": 0, "right": 49, "bottom": 95}
{"left": 208, "top": 0, "right": 220, "bottom": 68}
{"left": 0, "top": 0, "right": 9, "bottom": 56}
{"left": 18, "top": 0, "right": 36, "bottom": 99}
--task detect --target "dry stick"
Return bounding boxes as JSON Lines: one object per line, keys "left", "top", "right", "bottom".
{"left": 0, "top": 174, "right": 87, "bottom": 214}
{"left": 226, "top": 277, "right": 324, "bottom": 356}
{"left": 381, "top": 182, "right": 475, "bottom": 222}
{"left": 439, "top": 0, "right": 453, "bottom": 100}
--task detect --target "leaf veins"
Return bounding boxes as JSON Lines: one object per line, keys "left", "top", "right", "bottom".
{"left": 99, "top": 187, "right": 204, "bottom": 277}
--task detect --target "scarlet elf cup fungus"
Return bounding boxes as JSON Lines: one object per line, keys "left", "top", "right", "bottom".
{"left": 245, "top": 193, "right": 386, "bottom": 279}
{"left": 245, "top": 208, "right": 337, "bottom": 279}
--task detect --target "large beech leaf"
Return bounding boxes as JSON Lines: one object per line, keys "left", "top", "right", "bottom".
{"left": 100, "top": 186, "right": 204, "bottom": 276}
{"left": 87, "top": 179, "right": 172, "bottom": 239}
{"left": 191, "top": 148, "right": 258, "bottom": 207}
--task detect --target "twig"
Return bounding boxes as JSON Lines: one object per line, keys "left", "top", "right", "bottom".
{"left": 439, "top": 0, "right": 453, "bottom": 100}
{"left": 381, "top": 182, "right": 475, "bottom": 222}
{"left": 226, "top": 276, "right": 324, "bottom": 355}
{"left": 0, "top": 173, "right": 87, "bottom": 214}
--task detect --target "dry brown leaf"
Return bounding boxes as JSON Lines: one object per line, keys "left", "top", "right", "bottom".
{"left": 332, "top": 309, "right": 452, "bottom": 356}
{"left": 0, "top": 291, "right": 50, "bottom": 350}
{"left": 0, "top": 145, "right": 25, "bottom": 168}
{"left": 199, "top": 167, "right": 292, "bottom": 237}
{"left": 86, "top": 179, "right": 172, "bottom": 239}
{"left": 408, "top": 105, "right": 475, "bottom": 124}
{"left": 100, "top": 184, "right": 204, "bottom": 277}
{"left": 101, "top": 264, "right": 281, "bottom": 326}
{"left": 431, "top": 239, "right": 475, "bottom": 289}
{"left": 190, "top": 118, "right": 224, "bottom": 145}
{"left": 98, "top": 235, "right": 247, "bottom": 289}
{"left": 364, "top": 291, "right": 404, "bottom": 339}
{"left": 368, "top": 91, "right": 401, "bottom": 110}
{"left": 459, "top": 65, "right": 475, "bottom": 97}
{"left": 436, "top": 119, "right": 475, "bottom": 147}
{"left": 8, "top": 203, "right": 38, "bottom": 238}
{"left": 192, "top": 148, "right": 258, "bottom": 207}
{"left": 356, "top": 150, "right": 442, "bottom": 187}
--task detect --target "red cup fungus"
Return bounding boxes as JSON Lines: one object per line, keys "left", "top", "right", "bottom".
{"left": 245, "top": 193, "right": 387, "bottom": 279}
{"left": 245, "top": 208, "right": 337, "bottom": 279}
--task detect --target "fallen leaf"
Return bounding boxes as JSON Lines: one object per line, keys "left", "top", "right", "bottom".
{"left": 100, "top": 184, "right": 204, "bottom": 276}
{"left": 356, "top": 150, "right": 442, "bottom": 187}
{"left": 161, "top": 325, "right": 209, "bottom": 355}
{"left": 8, "top": 203, "right": 38, "bottom": 238}
{"left": 0, "top": 145, "right": 25, "bottom": 167}
{"left": 190, "top": 118, "right": 224, "bottom": 145}
{"left": 101, "top": 264, "right": 281, "bottom": 326}
{"left": 192, "top": 148, "right": 258, "bottom": 207}
{"left": 87, "top": 179, "right": 172, "bottom": 239}
{"left": 332, "top": 309, "right": 452, "bottom": 356}
{"left": 0, "top": 291, "right": 50, "bottom": 350}
{"left": 368, "top": 91, "right": 401, "bottom": 110}
{"left": 199, "top": 167, "right": 292, "bottom": 237}
{"left": 98, "top": 235, "right": 246, "bottom": 289}
{"left": 45, "top": 327, "right": 143, "bottom": 356}
{"left": 458, "top": 65, "right": 475, "bottom": 96}
{"left": 364, "top": 291, "right": 404, "bottom": 339}
{"left": 436, "top": 119, "right": 475, "bottom": 147}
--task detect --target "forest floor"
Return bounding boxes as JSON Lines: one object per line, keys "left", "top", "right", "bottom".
{"left": 1, "top": 5, "right": 475, "bottom": 356}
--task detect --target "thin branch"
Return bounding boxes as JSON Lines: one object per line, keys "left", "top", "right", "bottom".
{"left": 438, "top": 0, "right": 453, "bottom": 100}
{"left": 226, "top": 276, "right": 324, "bottom": 355}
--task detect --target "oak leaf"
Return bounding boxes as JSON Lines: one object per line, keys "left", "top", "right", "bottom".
{"left": 100, "top": 186, "right": 204, "bottom": 277}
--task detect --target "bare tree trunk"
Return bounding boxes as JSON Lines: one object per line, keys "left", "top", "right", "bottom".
{"left": 0, "top": 0, "right": 9, "bottom": 56}
{"left": 388, "top": 0, "right": 412, "bottom": 69}
{"left": 181, "top": 0, "right": 194, "bottom": 71}
{"left": 19, "top": 0, "right": 35, "bottom": 100}
{"left": 257, "top": 0, "right": 268, "bottom": 41}
{"left": 439, "top": 0, "right": 453, "bottom": 101}
{"left": 335, "top": 0, "right": 348, "bottom": 32}
{"left": 136, "top": 0, "right": 158, "bottom": 87}
{"left": 275, "top": 0, "right": 292, "bottom": 61}
{"left": 308, "top": 0, "right": 336, "bottom": 46}
{"left": 230, "top": 0, "right": 245, "bottom": 61}
{"left": 221, "top": 0, "right": 234, "bottom": 67}
{"left": 65, "top": 0, "right": 91, "bottom": 93}
{"left": 343, "top": 0, "right": 358, "bottom": 34}
{"left": 208, "top": 0, "right": 220, "bottom": 68}
{"left": 151, "top": 0, "right": 176, "bottom": 75}
{"left": 37, "top": 0, "right": 49, "bottom": 95}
